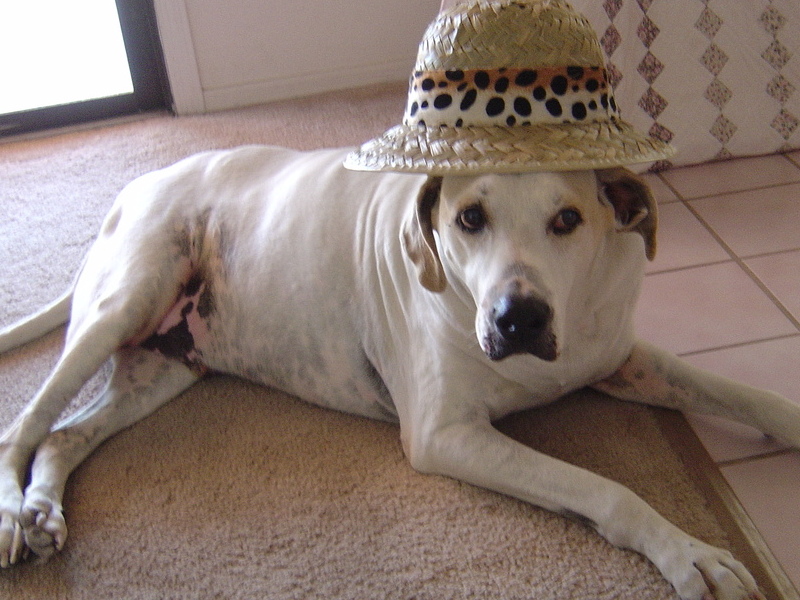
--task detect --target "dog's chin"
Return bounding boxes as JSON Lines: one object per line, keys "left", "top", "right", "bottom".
{"left": 481, "top": 333, "right": 559, "bottom": 363}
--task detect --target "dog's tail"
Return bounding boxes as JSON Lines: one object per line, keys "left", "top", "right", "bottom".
{"left": 0, "top": 289, "right": 72, "bottom": 354}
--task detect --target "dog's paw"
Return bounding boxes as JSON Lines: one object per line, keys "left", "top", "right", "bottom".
{"left": 0, "top": 485, "right": 26, "bottom": 568}
{"left": 0, "top": 511, "right": 25, "bottom": 568}
{"left": 658, "top": 538, "right": 764, "bottom": 600}
{"left": 19, "top": 489, "right": 67, "bottom": 562}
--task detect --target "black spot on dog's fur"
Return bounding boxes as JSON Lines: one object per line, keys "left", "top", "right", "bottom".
{"left": 141, "top": 309, "right": 196, "bottom": 360}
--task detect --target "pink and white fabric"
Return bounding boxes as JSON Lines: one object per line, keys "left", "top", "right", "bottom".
{"left": 572, "top": 0, "right": 800, "bottom": 169}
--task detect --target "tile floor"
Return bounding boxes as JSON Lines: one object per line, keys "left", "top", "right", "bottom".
{"left": 636, "top": 153, "right": 800, "bottom": 591}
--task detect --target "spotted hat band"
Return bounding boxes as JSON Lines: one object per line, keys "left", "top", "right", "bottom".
{"left": 404, "top": 66, "right": 619, "bottom": 129}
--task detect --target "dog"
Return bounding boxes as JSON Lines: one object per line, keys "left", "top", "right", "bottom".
{"left": 1, "top": 145, "right": 796, "bottom": 600}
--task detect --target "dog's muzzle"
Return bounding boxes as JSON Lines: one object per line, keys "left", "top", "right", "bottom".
{"left": 483, "top": 294, "right": 557, "bottom": 362}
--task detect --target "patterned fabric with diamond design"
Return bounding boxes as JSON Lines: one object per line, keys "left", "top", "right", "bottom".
{"left": 573, "top": 0, "right": 800, "bottom": 170}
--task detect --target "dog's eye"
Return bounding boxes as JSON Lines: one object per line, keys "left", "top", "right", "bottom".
{"left": 457, "top": 206, "right": 487, "bottom": 233}
{"left": 550, "top": 208, "right": 583, "bottom": 235}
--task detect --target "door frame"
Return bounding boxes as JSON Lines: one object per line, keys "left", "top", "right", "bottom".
{"left": 0, "top": 0, "right": 172, "bottom": 137}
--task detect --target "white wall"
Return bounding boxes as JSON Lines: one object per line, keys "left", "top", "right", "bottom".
{"left": 153, "top": 0, "right": 439, "bottom": 114}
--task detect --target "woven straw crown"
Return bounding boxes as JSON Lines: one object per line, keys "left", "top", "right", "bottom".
{"left": 344, "top": 0, "right": 675, "bottom": 174}
{"left": 417, "top": 0, "right": 604, "bottom": 70}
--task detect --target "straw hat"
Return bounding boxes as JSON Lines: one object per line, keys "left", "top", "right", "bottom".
{"left": 344, "top": 0, "right": 675, "bottom": 174}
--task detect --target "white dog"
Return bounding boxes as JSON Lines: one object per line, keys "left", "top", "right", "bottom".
{"left": 0, "top": 146, "right": 796, "bottom": 600}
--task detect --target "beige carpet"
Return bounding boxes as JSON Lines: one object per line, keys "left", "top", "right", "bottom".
{"left": 0, "top": 84, "right": 783, "bottom": 599}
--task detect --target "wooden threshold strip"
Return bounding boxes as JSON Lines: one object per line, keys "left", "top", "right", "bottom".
{"left": 653, "top": 408, "right": 799, "bottom": 600}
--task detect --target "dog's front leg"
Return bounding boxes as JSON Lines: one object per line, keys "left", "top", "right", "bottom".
{"left": 593, "top": 340, "right": 800, "bottom": 449}
{"left": 403, "top": 395, "right": 762, "bottom": 600}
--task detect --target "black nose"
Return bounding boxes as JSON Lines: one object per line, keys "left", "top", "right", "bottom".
{"left": 493, "top": 295, "right": 551, "bottom": 340}
{"left": 490, "top": 295, "right": 556, "bottom": 361}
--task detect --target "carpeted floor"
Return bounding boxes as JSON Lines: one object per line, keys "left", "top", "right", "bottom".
{"left": 0, "top": 83, "right": 784, "bottom": 599}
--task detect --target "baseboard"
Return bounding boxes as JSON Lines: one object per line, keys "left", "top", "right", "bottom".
{"left": 654, "top": 408, "right": 800, "bottom": 600}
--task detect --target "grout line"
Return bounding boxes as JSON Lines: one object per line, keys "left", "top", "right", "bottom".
{"left": 717, "top": 448, "right": 797, "bottom": 469}
{"left": 676, "top": 200, "right": 800, "bottom": 332}
{"left": 655, "top": 408, "right": 800, "bottom": 600}
{"left": 676, "top": 332, "right": 800, "bottom": 359}
{"left": 654, "top": 162, "right": 800, "bottom": 331}
{"left": 646, "top": 257, "right": 734, "bottom": 277}
{"left": 735, "top": 259, "right": 800, "bottom": 332}
{"left": 655, "top": 159, "right": 800, "bottom": 597}
{"left": 782, "top": 151, "right": 800, "bottom": 170}
{"left": 657, "top": 158, "right": 800, "bottom": 202}
{"left": 655, "top": 171, "right": 682, "bottom": 201}
{"left": 678, "top": 179, "right": 800, "bottom": 202}
{"left": 655, "top": 152, "right": 800, "bottom": 201}
{"left": 739, "top": 247, "right": 800, "bottom": 262}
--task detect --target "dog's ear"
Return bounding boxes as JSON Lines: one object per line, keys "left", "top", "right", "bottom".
{"left": 401, "top": 176, "right": 447, "bottom": 292}
{"left": 596, "top": 167, "right": 658, "bottom": 261}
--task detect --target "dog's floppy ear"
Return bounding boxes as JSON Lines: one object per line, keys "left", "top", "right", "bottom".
{"left": 401, "top": 176, "right": 446, "bottom": 292}
{"left": 596, "top": 167, "right": 658, "bottom": 261}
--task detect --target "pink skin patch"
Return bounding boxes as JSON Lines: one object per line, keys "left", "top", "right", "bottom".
{"left": 140, "top": 275, "right": 211, "bottom": 375}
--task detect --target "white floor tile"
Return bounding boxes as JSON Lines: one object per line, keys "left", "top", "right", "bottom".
{"left": 650, "top": 155, "right": 800, "bottom": 591}
{"left": 640, "top": 172, "right": 680, "bottom": 204}
{"left": 661, "top": 155, "right": 800, "bottom": 200}
{"left": 647, "top": 201, "right": 730, "bottom": 273}
{"left": 721, "top": 453, "right": 800, "bottom": 590}
{"left": 746, "top": 250, "right": 800, "bottom": 322}
{"left": 687, "top": 413, "right": 787, "bottom": 463}
{"left": 689, "top": 183, "right": 800, "bottom": 258}
{"left": 636, "top": 263, "right": 797, "bottom": 355}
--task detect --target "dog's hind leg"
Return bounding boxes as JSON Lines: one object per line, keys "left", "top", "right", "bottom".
{"left": 0, "top": 311, "right": 139, "bottom": 567}
{"left": 19, "top": 347, "right": 199, "bottom": 561}
{"left": 0, "top": 279, "right": 193, "bottom": 567}
{"left": 0, "top": 200, "right": 201, "bottom": 566}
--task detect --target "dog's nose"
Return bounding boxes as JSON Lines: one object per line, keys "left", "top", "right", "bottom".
{"left": 490, "top": 295, "right": 556, "bottom": 361}
{"left": 493, "top": 295, "right": 551, "bottom": 341}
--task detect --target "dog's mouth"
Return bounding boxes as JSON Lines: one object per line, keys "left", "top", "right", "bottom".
{"left": 482, "top": 329, "right": 558, "bottom": 362}
{"left": 479, "top": 294, "right": 558, "bottom": 362}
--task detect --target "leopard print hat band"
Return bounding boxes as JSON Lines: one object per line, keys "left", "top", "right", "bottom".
{"left": 345, "top": 0, "right": 674, "bottom": 174}
{"left": 404, "top": 66, "right": 619, "bottom": 129}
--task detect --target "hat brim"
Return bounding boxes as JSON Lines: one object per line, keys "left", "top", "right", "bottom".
{"left": 344, "top": 119, "right": 675, "bottom": 174}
